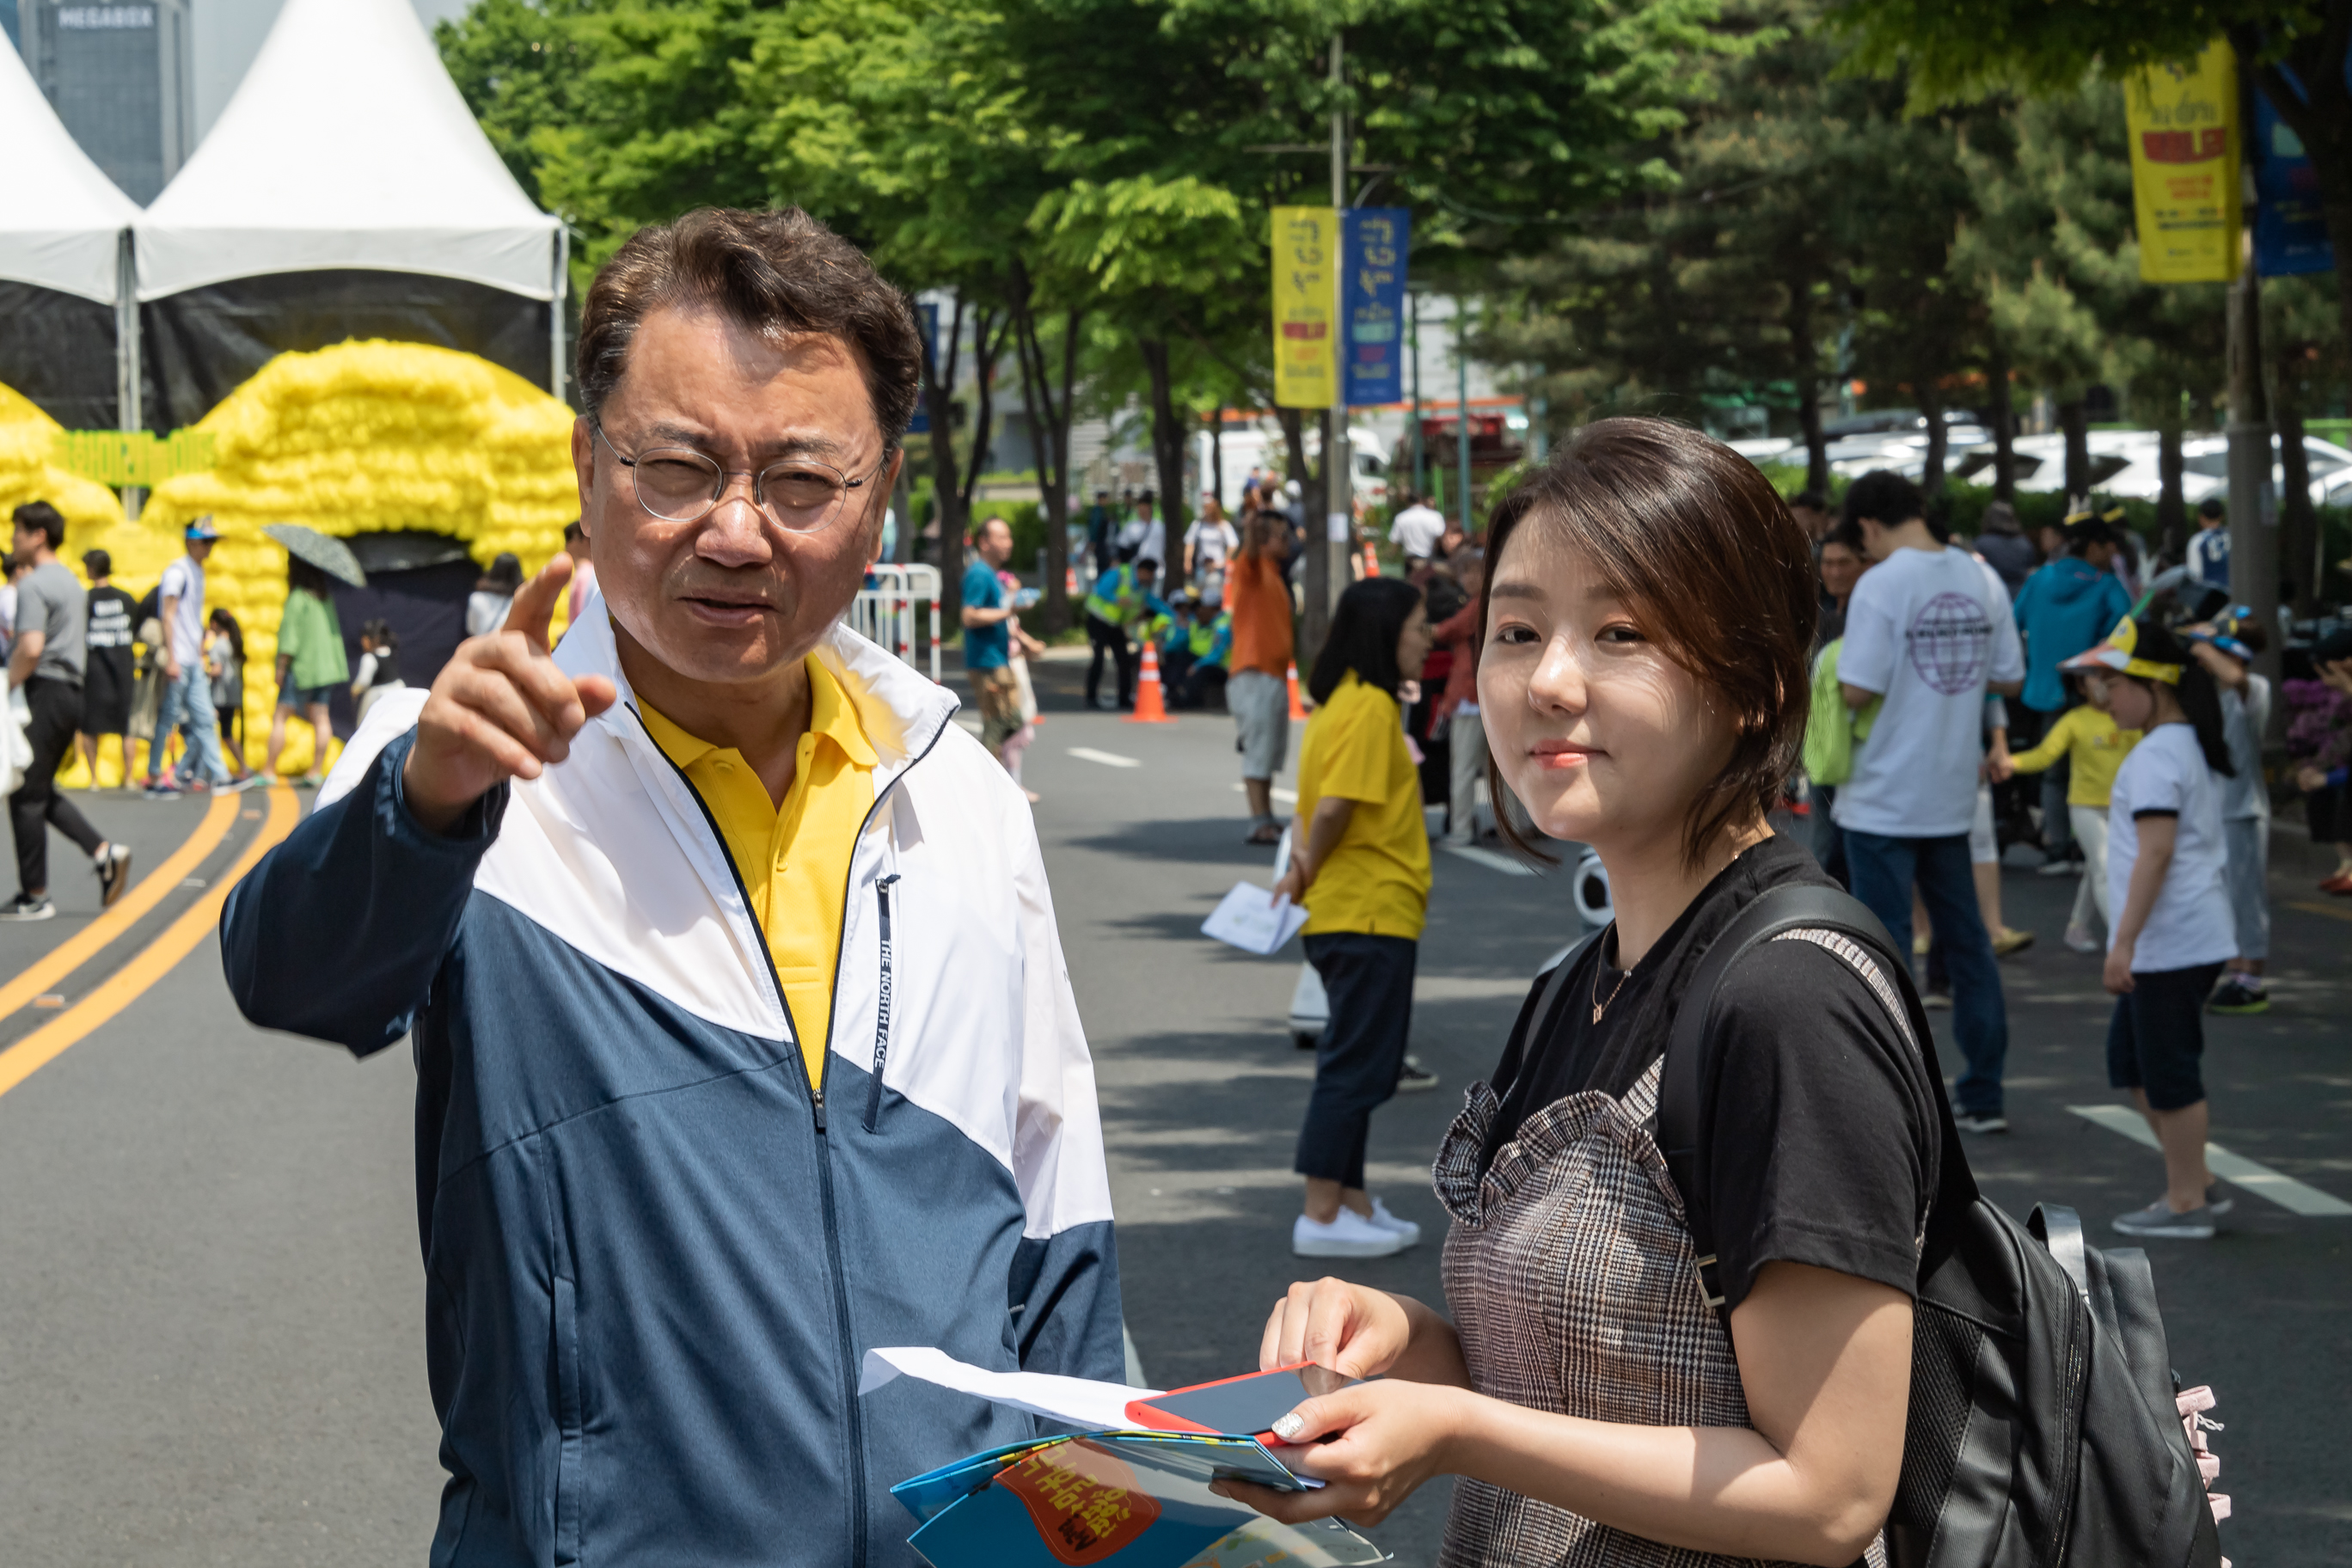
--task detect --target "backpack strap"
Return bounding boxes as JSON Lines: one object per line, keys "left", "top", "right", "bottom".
{"left": 1658, "top": 883, "right": 1975, "bottom": 1329}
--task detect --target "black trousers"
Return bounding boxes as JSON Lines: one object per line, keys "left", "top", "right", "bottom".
{"left": 1085, "top": 613, "right": 1137, "bottom": 708}
{"left": 13, "top": 677, "right": 105, "bottom": 896}
{"left": 1296, "top": 932, "right": 1417, "bottom": 1189}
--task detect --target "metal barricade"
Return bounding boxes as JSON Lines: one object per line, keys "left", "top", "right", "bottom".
{"left": 851, "top": 562, "right": 942, "bottom": 682}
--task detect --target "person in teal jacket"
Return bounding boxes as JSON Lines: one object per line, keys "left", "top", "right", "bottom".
{"left": 2012, "top": 517, "right": 2132, "bottom": 861}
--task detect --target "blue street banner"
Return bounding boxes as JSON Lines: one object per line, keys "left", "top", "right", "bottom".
{"left": 910, "top": 303, "right": 938, "bottom": 432}
{"left": 2255, "top": 89, "right": 2334, "bottom": 278}
{"left": 1342, "top": 208, "right": 1410, "bottom": 406}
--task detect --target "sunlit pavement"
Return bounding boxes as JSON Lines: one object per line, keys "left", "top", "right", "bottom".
{"left": 0, "top": 658, "right": 2342, "bottom": 1564}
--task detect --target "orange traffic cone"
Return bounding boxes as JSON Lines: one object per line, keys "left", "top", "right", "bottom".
{"left": 1065, "top": 564, "right": 1080, "bottom": 596}
{"left": 1285, "top": 661, "right": 1307, "bottom": 720}
{"left": 1128, "top": 642, "right": 1175, "bottom": 724}
{"left": 1361, "top": 541, "right": 1380, "bottom": 578}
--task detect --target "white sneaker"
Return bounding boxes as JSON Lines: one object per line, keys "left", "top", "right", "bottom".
{"left": 1292, "top": 1207, "right": 1408, "bottom": 1259}
{"left": 2064, "top": 922, "right": 2100, "bottom": 953}
{"left": 1366, "top": 1197, "right": 1421, "bottom": 1248}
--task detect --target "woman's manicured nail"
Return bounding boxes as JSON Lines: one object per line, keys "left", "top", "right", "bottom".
{"left": 1271, "top": 1412, "right": 1305, "bottom": 1442}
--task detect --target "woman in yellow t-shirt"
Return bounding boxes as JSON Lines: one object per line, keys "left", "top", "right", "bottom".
{"left": 1995, "top": 669, "right": 2140, "bottom": 951}
{"left": 1273, "top": 577, "right": 1435, "bottom": 1259}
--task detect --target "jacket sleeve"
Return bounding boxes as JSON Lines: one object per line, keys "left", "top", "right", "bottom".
{"left": 220, "top": 726, "right": 505, "bottom": 1057}
{"left": 1004, "top": 804, "right": 1125, "bottom": 1385}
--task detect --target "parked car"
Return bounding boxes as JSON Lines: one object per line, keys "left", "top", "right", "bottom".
{"left": 2098, "top": 433, "right": 2352, "bottom": 508}
{"left": 1939, "top": 431, "right": 2159, "bottom": 494}
{"left": 1829, "top": 426, "right": 1994, "bottom": 482}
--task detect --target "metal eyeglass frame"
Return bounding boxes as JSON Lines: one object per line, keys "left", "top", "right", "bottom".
{"left": 591, "top": 419, "right": 886, "bottom": 533}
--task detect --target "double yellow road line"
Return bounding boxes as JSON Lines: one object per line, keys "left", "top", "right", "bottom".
{"left": 0, "top": 788, "right": 301, "bottom": 1100}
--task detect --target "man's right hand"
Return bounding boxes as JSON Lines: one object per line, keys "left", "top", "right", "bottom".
{"left": 402, "top": 555, "right": 616, "bottom": 836}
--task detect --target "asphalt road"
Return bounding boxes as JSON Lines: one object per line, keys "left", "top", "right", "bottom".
{"left": 0, "top": 651, "right": 2344, "bottom": 1565}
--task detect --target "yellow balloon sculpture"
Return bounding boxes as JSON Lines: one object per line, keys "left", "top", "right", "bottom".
{"left": 0, "top": 382, "right": 151, "bottom": 581}
{"left": 141, "top": 340, "right": 579, "bottom": 776}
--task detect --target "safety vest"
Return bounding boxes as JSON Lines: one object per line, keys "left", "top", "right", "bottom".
{"left": 1084, "top": 564, "right": 1140, "bottom": 625}
{"left": 1196, "top": 612, "right": 1232, "bottom": 670}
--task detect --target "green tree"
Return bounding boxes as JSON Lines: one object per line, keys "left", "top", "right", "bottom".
{"left": 1832, "top": 0, "right": 2352, "bottom": 394}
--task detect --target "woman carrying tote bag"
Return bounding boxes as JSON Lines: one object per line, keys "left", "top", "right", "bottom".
{"left": 1226, "top": 418, "right": 1939, "bottom": 1567}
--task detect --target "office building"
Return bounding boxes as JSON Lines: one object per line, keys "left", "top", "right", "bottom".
{"left": 20, "top": 0, "right": 193, "bottom": 203}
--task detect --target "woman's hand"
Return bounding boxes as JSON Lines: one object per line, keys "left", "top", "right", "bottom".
{"left": 2103, "top": 938, "right": 2135, "bottom": 995}
{"left": 1211, "top": 1380, "right": 1468, "bottom": 1528}
{"left": 1259, "top": 1277, "right": 1414, "bottom": 1378}
{"left": 1271, "top": 855, "right": 1311, "bottom": 907}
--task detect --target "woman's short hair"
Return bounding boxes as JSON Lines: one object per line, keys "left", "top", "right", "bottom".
{"left": 1482, "top": 417, "right": 1817, "bottom": 868}
{"left": 484, "top": 553, "right": 524, "bottom": 592}
{"left": 1309, "top": 577, "right": 1423, "bottom": 705}
{"left": 577, "top": 206, "right": 923, "bottom": 454}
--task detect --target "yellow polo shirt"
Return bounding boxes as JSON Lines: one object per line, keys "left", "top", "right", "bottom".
{"left": 640, "top": 657, "right": 877, "bottom": 1084}
{"left": 1295, "top": 671, "right": 1430, "bottom": 940}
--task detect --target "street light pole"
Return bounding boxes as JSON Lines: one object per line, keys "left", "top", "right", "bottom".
{"left": 1326, "top": 29, "right": 1350, "bottom": 610}
{"left": 1455, "top": 297, "right": 1471, "bottom": 536}
{"left": 1410, "top": 290, "right": 1424, "bottom": 501}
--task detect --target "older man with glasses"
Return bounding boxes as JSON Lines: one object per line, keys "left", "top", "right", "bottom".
{"left": 222, "top": 208, "right": 1121, "bottom": 1567}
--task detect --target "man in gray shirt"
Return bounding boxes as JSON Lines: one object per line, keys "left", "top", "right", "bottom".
{"left": 6, "top": 502, "right": 132, "bottom": 920}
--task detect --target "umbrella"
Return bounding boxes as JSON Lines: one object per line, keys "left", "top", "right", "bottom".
{"left": 262, "top": 524, "right": 367, "bottom": 588}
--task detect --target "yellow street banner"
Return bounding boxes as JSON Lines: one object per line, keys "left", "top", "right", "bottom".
{"left": 1271, "top": 206, "right": 1337, "bottom": 408}
{"left": 2125, "top": 40, "right": 2242, "bottom": 284}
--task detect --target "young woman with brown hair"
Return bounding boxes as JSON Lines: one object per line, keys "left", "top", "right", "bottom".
{"left": 1222, "top": 417, "right": 1941, "bottom": 1566}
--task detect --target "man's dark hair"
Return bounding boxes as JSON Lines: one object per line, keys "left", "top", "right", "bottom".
{"left": 12, "top": 500, "right": 64, "bottom": 551}
{"left": 2064, "top": 518, "right": 2116, "bottom": 554}
{"left": 1841, "top": 470, "right": 1922, "bottom": 531}
{"left": 82, "top": 548, "right": 112, "bottom": 579}
{"left": 1136, "top": 556, "right": 1160, "bottom": 573}
{"left": 576, "top": 206, "right": 923, "bottom": 453}
{"left": 563, "top": 519, "right": 585, "bottom": 543}
{"left": 1792, "top": 489, "right": 1828, "bottom": 512}
{"left": 1310, "top": 576, "right": 1423, "bottom": 705}
{"left": 288, "top": 556, "right": 335, "bottom": 597}
{"left": 2196, "top": 496, "right": 2225, "bottom": 519}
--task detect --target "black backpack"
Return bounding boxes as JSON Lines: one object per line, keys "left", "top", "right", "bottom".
{"left": 1644, "top": 884, "right": 2225, "bottom": 1568}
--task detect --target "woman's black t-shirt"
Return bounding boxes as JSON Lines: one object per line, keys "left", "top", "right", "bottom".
{"left": 1479, "top": 835, "right": 1941, "bottom": 1314}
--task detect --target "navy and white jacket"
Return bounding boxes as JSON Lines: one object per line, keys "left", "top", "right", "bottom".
{"left": 221, "top": 606, "right": 1122, "bottom": 1568}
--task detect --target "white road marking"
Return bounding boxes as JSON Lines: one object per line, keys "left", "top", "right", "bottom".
{"left": 2067, "top": 1105, "right": 2352, "bottom": 1216}
{"left": 1068, "top": 747, "right": 1142, "bottom": 769}
{"left": 1440, "top": 842, "right": 1538, "bottom": 877}
{"left": 1230, "top": 781, "right": 1298, "bottom": 805}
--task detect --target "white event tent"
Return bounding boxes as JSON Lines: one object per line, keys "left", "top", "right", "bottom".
{"left": 134, "top": 0, "right": 567, "bottom": 427}
{"left": 0, "top": 38, "right": 142, "bottom": 429}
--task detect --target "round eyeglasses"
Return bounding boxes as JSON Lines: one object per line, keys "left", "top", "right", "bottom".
{"left": 593, "top": 420, "right": 885, "bottom": 534}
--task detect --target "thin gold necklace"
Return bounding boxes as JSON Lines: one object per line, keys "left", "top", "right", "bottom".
{"left": 1590, "top": 945, "right": 1633, "bottom": 1023}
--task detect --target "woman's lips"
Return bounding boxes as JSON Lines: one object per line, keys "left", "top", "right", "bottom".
{"left": 1529, "top": 743, "right": 1599, "bottom": 770}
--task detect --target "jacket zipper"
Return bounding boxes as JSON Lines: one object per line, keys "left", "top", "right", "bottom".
{"left": 628, "top": 697, "right": 957, "bottom": 1568}
{"left": 863, "top": 874, "right": 902, "bottom": 1132}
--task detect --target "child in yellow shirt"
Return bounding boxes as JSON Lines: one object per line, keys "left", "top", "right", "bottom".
{"left": 2000, "top": 671, "right": 2141, "bottom": 952}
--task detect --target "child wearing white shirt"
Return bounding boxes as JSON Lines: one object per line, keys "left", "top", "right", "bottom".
{"left": 2068, "top": 617, "right": 2238, "bottom": 1240}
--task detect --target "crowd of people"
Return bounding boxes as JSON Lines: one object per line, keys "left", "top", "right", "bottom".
{"left": 3, "top": 196, "right": 2319, "bottom": 1566}
{"left": 1789, "top": 470, "right": 2352, "bottom": 1240}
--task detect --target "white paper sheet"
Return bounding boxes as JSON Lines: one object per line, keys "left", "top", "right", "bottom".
{"left": 859, "top": 1345, "right": 1161, "bottom": 1431}
{"left": 1202, "top": 881, "right": 1308, "bottom": 956}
